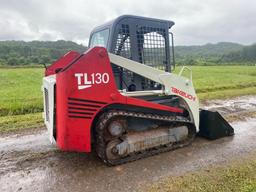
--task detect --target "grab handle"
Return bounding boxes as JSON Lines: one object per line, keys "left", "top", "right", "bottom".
{"left": 178, "top": 66, "right": 192, "bottom": 81}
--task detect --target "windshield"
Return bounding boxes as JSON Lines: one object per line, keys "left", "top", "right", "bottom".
{"left": 89, "top": 28, "right": 109, "bottom": 48}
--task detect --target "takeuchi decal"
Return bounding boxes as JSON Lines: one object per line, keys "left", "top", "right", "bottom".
{"left": 171, "top": 87, "right": 196, "bottom": 101}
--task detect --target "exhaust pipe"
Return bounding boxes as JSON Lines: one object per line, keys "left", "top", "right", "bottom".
{"left": 199, "top": 110, "right": 234, "bottom": 140}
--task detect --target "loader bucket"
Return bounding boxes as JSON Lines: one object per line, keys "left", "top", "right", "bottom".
{"left": 199, "top": 110, "right": 234, "bottom": 140}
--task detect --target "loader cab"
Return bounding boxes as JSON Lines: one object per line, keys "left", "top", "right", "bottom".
{"left": 89, "top": 15, "right": 175, "bottom": 91}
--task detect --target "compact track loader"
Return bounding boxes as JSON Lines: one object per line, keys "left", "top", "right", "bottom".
{"left": 42, "top": 15, "right": 234, "bottom": 165}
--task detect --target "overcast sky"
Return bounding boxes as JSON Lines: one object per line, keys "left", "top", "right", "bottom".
{"left": 0, "top": 0, "right": 255, "bottom": 45}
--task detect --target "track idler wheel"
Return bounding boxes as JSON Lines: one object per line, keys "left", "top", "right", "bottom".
{"left": 105, "top": 139, "right": 123, "bottom": 160}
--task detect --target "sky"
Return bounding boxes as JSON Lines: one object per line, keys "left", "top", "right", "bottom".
{"left": 0, "top": 0, "right": 255, "bottom": 46}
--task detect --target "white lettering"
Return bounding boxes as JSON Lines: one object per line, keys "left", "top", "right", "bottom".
{"left": 102, "top": 73, "right": 109, "bottom": 83}
{"left": 74, "top": 72, "right": 110, "bottom": 90}
{"left": 74, "top": 73, "right": 83, "bottom": 85}
{"left": 95, "top": 73, "right": 102, "bottom": 84}
{"left": 84, "top": 73, "right": 92, "bottom": 85}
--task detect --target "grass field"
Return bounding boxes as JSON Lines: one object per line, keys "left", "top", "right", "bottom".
{"left": 0, "top": 112, "right": 43, "bottom": 133}
{"left": 0, "top": 65, "right": 255, "bottom": 133}
{"left": 0, "top": 68, "right": 43, "bottom": 116}
{"left": 147, "top": 153, "right": 256, "bottom": 192}
{"left": 187, "top": 66, "right": 256, "bottom": 100}
{"left": 0, "top": 66, "right": 256, "bottom": 117}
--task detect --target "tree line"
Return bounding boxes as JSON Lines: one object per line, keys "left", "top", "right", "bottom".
{"left": 175, "top": 42, "right": 256, "bottom": 65}
{"left": 0, "top": 40, "right": 255, "bottom": 66}
{"left": 0, "top": 40, "right": 86, "bottom": 66}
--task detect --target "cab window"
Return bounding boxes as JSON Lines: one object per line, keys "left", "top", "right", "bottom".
{"left": 89, "top": 28, "right": 109, "bottom": 48}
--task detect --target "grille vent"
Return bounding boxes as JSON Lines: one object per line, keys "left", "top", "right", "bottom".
{"left": 67, "top": 97, "right": 107, "bottom": 119}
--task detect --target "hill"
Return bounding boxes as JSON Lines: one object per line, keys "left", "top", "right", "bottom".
{"left": 221, "top": 43, "right": 256, "bottom": 63}
{"left": 176, "top": 42, "right": 243, "bottom": 57}
{"left": 174, "top": 42, "right": 247, "bottom": 65}
{"left": 0, "top": 40, "right": 255, "bottom": 66}
{"left": 0, "top": 40, "right": 87, "bottom": 66}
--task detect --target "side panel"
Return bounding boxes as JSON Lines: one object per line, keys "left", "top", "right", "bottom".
{"left": 45, "top": 51, "right": 80, "bottom": 76}
{"left": 56, "top": 48, "right": 124, "bottom": 152}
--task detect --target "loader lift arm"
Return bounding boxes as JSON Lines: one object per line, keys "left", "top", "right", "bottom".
{"left": 109, "top": 53, "right": 200, "bottom": 132}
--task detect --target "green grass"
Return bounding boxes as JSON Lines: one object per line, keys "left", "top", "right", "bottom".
{"left": 0, "top": 68, "right": 43, "bottom": 116}
{"left": 147, "top": 153, "right": 256, "bottom": 192}
{"left": 190, "top": 66, "right": 256, "bottom": 92}
{"left": 0, "top": 112, "right": 44, "bottom": 133}
{"left": 0, "top": 66, "right": 256, "bottom": 117}
{"left": 174, "top": 66, "right": 256, "bottom": 100}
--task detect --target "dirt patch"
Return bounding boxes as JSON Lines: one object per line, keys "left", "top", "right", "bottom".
{"left": 0, "top": 126, "right": 45, "bottom": 137}
{"left": 202, "top": 95, "right": 256, "bottom": 114}
{"left": 225, "top": 110, "right": 256, "bottom": 122}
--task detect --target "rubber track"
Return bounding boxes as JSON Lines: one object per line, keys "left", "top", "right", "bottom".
{"left": 95, "top": 110, "right": 196, "bottom": 166}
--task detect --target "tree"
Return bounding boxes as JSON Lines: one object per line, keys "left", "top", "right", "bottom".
{"left": 7, "top": 57, "right": 18, "bottom": 65}
{"left": 39, "top": 56, "right": 50, "bottom": 64}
